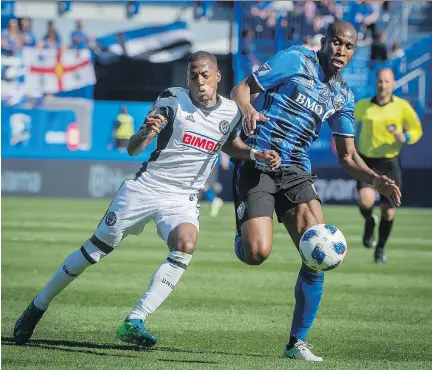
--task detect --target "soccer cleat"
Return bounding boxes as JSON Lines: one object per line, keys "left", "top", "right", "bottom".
{"left": 116, "top": 319, "right": 157, "bottom": 348}
{"left": 14, "top": 300, "right": 45, "bottom": 345}
{"left": 210, "top": 197, "right": 224, "bottom": 217}
{"left": 374, "top": 248, "right": 387, "bottom": 264}
{"left": 363, "top": 214, "right": 378, "bottom": 249}
{"left": 283, "top": 340, "right": 323, "bottom": 361}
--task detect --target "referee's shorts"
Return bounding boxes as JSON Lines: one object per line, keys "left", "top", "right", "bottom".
{"left": 357, "top": 154, "right": 402, "bottom": 205}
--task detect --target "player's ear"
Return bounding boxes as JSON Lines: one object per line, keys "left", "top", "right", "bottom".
{"left": 216, "top": 70, "right": 221, "bottom": 83}
{"left": 320, "top": 36, "right": 325, "bottom": 49}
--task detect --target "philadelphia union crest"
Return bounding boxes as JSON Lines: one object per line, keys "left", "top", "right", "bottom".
{"left": 105, "top": 211, "right": 117, "bottom": 226}
{"left": 219, "top": 120, "right": 230, "bottom": 135}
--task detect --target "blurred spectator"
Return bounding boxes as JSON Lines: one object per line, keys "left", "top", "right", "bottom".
{"left": 241, "top": 29, "right": 260, "bottom": 73}
{"left": 70, "top": 20, "right": 89, "bottom": 50}
{"left": 317, "top": 1, "right": 340, "bottom": 26}
{"left": 381, "top": 0, "right": 390, "bottom": 22}
{"left": 269, "top": 1, "right": 294, "bottom": 27}
{"left": 303, "top": 0, "right": 316, "bottom": 23}
{"left": 1, "top": 19, "right": 22, "bottom": 56}
{"left": 302, "top": 36, "right": 313, "bottom": 50}
{"left": 44, "top": 21, "right": 61, "bottom": 44}
{"left": 370, "top": 32, "right": 388, "bottom": 65}
{"left": 43, "top": 30, "right": 61, "bottom": 49}
{"left": 356, "top": 0, "right": 380, "bottom": 40}
{"left": 390, "top": 42, "right": 404, "bottom": 59}
{"left": 311, "top": 33, "right": 324, "bottom": 51}
{"left": 250, "top": 1, "right": 273, "bottom": 21}
{"left": 20, "top": 18, "right": 36, "bottom": 47}
{"left": 109, "top": 106, "right": 134, "bottom": 151}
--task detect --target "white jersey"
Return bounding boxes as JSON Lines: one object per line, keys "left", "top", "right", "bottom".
{"left": 135, "top": 87, "right": 241, "bottom": 194}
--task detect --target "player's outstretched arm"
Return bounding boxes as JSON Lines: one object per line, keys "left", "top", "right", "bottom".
{"left": 127, "top": 114, "right": 164, "bottom": 156}
{"left": 334, "top": 135, "right": 401, "bottom": 206}
{"left": 222, "top": 136, "right": 281, "bottom": 168}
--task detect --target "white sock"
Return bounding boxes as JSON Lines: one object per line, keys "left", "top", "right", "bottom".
{"left": 127, "top": 251, "right": 192, "bottom": 321}
{"left": 33, "top": 248, "right": 92, "bottom": 311}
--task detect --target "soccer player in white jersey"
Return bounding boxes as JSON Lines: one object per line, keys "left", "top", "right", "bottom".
{"left": 13, "top": 51, "right": 281, "bottom": 347}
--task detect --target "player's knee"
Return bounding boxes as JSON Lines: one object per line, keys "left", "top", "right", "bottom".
{"left": 80, "top": 235, "right": 115, "bottom": 264}
{"left": 358, "top": 197, "right": 374, "bottom": 209}
{"left": 358, "top": 189, "right": 375, "bottom": 209}
{"left": 243, "top": 239, "right": 271, "bottom": 265}
{"left": 173, "top": 238, "right": 196, "bottom": 254}
{"left": 381, "top": 206, "right": 395, "bottom": 221}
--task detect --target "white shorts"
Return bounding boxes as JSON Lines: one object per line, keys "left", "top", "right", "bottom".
{"left": 94, "top": 179, "right": 200, "bottom": 247}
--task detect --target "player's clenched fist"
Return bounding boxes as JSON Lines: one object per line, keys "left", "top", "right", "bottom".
{"left": 373, "top": 175, "right": 402, "bottom": 207}
{"left": 241, "top": 105, "right": 269, "bottom": 136}
{"left": 255, "top": 150, "right": 281, "bottom": 169}
{"left": 142, "top": 114, "right": 166, "bottom": 135}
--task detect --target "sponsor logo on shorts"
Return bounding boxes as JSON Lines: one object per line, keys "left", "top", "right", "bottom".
{"left": 237, "top": 202, "right": 245, "bottom": 220}
{"left": 105, "top": 211, "right": 117, "bottom": 226}
{"left": 181, "top": 132, "right": 222, "bottom": 154}
{"left": 219, "top": 120, "right": 230, "bottom": 135}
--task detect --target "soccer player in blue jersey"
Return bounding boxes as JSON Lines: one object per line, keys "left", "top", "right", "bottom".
{"left": 230, "top": 21, "right": 401, "bottom": 361}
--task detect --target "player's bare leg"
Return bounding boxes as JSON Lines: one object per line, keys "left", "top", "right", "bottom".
{"left": 236, "top": 217, "right": 273, "bottom": 265}
{"left": 281, "top": 199, "right": 324, "bottom": 361}
{"left": 117, "top": 223, "right": 198, "bottom": 347}
{"left": 374, "top": 203, "right": 395, "bottom": 263}
{"left": 358, "top": 187, "right": 378, "bottom": 249}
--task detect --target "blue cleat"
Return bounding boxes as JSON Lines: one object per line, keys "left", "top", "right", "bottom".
{"left": 116, "top": 319, "right": 157, "bottom": 348}
{"left": 14, "top": 300, "right": 45, "bottom": 345}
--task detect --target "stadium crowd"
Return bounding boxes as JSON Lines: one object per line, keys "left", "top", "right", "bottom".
{"left": 241, "top": 1, "right": 400, "bottom": 73}
{"left": 1, "top": 18, "right": 90, "bottom": 56}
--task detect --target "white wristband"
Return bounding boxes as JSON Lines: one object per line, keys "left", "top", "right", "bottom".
{"left": 250, "top": 149, "right": 258, "bottom": 161}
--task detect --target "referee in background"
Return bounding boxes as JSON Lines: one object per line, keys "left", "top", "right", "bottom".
{"left": 354, "top": 68, "right": 423, "bottom": 263}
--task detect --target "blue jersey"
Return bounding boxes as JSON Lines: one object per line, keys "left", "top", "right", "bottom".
{"left": 247, "top": 46, "right": 355, "bottom": 173}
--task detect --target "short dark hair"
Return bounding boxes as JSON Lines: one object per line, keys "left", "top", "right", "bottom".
{"left": 187, "top": 51, "right": 218, "bottom": 69}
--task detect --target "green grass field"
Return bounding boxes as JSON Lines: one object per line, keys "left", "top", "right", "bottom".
{"left": 2, "top": 197, "right": 432, "bottom": 369}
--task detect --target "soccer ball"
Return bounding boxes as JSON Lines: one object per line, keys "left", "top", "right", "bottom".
{"left": 298, "top": 224, "right": 347, "bottom": 271}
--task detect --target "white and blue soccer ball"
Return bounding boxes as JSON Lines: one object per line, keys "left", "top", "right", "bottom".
{"left": 299, "top": 224, "right": 347, "bottom": 271}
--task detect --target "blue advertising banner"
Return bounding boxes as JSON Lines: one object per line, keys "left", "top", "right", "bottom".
{"left": 1, "top": 101, "right": 156, "bottom": 162}
{"left": 1, "top": 107, "right": 77, "bottom": 155}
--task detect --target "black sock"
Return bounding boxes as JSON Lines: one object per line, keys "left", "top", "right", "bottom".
{"left": 377, "top": 219, "right": 394, "bottom": 249}
{"left": 287, "top": 335, "right": 298, "bottom": 348}
{"left": 359, "top": 206, "right": 373, "bottom": 220}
